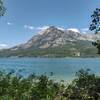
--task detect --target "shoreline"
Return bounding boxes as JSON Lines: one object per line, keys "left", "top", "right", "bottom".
{"left": 0, "top": 56, "right": 100, "bottom": 59}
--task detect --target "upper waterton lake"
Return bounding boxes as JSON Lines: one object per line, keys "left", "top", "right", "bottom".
{"left": 0, "top": 58, "right": 100, "bottom": 81}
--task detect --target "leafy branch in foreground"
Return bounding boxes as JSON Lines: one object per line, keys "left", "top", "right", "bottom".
{"left": 90, "top": 8, "right": 100, "bottom": 34}
{"left": 0, "top": 0, "right": 6, "bottom": 17}
{"left": 90, "top": 8, "right": 100, "bottom": 54}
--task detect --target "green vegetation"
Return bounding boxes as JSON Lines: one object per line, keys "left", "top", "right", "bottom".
{"left": 0, "top": 0, "right": 6, "bottom": 16}
{"left": 90, "top": 8, "right": 100, "bottom": 54}
{"left": 0, "top": 69, "right": 100, "bottom": 100}
{"left": 90, "top": 8, "right": 100, "bottom": 34}
{"left": 0, "top": 40, "right": 98, "bottom": 58}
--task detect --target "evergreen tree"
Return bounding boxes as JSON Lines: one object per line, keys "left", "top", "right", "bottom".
{"left": 90, "top": 8, "right": 100, "bottom": 54}
{"left": 0, "top": 0, "right": 6, "bottom": 16}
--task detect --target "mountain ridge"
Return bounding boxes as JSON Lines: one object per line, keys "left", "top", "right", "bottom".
{"left": 10, "top": 26, "right": 100, "bottom": 49}
{"left": 0, "top": 26, "right": 99, "bottom": 57}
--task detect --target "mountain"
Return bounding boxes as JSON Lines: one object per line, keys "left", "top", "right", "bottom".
{"left": 10, "top": 26, "right": 100, "bottom": 49}
{"left": 0, "top": 26, "right": 100, "bottom": 57}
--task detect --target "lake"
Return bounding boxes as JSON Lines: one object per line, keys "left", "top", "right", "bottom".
{"left": 0, "top": 58, "right": 100, "bottom": 81}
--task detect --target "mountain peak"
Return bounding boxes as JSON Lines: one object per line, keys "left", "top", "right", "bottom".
{"left": 39, "top": 26, "right": 61, "bottom": 35}
{"left": 49, "top": 26, "right": 56, "bottom": 29}
{"left": 47, "top": 26, "right": 58, "bottom": 31}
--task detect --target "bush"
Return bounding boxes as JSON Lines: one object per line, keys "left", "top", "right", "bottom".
{"left": 0, "top": 69, "right": 100, "bottom": 100}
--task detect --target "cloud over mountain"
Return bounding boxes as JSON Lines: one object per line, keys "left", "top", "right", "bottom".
{"left": 24, "top": 25, "right": 34, "bottom": 30}
{"left": 0, "top": 44, "right": 8, "bottom": 49}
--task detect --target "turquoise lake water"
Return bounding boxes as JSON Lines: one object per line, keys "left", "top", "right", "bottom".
{"left": 0, "top": 58, "right": 100, "bottom": 81}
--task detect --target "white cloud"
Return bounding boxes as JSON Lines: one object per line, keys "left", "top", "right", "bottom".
{"left": 0, "top": 44, "right": 8, "bottom": 49}
{"left": 24, "top": 25, "right": 34, "bottom": 30}
{"left": 81, "top": 28, "right": 89, "bottom": 34}
{"left": 67, "top": 28, "right": 80, "bottom": 33}
{"left": 36, "top": 26, "right": 49, "bottom": 31}
{"left": 81, "top": 28, "right": 89, "bottom": 31}
{"left": 7, "top": 22, "right": 13, "bottom": 26}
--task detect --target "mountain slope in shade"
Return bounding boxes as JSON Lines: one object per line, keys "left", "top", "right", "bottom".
{"left": 0, "top": 26, "right": 99, "bottom": 57}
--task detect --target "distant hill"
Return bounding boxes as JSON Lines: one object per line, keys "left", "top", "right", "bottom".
{"left": 0, "top": 26, "right": 100, "bottom": 57}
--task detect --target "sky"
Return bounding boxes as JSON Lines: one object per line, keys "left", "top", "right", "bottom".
{"left": 0, "top": 0, "right": 100, "bottom": 48}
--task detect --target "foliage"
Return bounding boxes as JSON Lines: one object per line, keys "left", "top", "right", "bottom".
{"left": 90, "top": 8, "right": 100, "bottom": 54}
{"left": 64, "top": 69, "right": 100, "bottom": 100}
{"left": 89, "top": 8, "right": 100, "bottom": 34}
{"left": 0, "top": 71, "right": 64, "bottom": 100}
{"left": 92, "top": 40, "right": 100, "bottom": 54}
{"left": 0, "top": 0, "right": 6, "bottom": 16}
{"left": 0, "top": 40, "right": 98, "bottom": 57}
{"left": 0, "top": 69, "right": 100, "bottom": 99}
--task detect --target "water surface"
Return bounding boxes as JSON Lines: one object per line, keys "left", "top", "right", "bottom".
{"left": 0, "top": 58, "right": 100, "bottom": 81}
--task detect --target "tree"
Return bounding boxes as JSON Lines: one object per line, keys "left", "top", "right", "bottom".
{"left": 89, "top": 8, "right": 100, "bottom": 54}
{"left": 89, "top": 8, "right": 100, "bottom": 34}
{"left": 64, "top": 69, "right": 100, "bottom": 100}
{"left": 0, "top": 0, "right": 6, "bottom": 16}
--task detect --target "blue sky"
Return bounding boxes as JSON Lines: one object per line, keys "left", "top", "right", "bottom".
{"left": 0, "top": 0, "right": 100, "bottom": 48}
